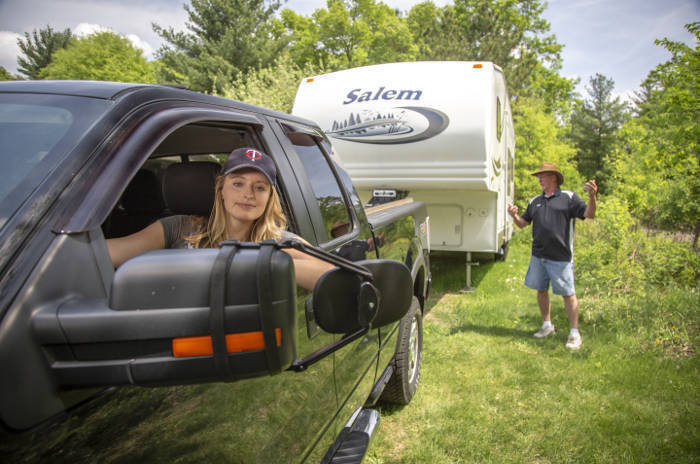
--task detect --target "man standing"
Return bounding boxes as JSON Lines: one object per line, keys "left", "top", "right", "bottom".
{"left": 507, "top": 162, "right": 597, "bottom": 350}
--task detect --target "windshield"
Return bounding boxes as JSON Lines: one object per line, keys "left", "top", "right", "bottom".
{"left": 0, "top": 93, "right": 111, "bottom": 229}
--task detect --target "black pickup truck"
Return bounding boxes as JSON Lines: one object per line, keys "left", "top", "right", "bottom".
{"left": 0, "top": 81, "right": 430, "bottom": 463}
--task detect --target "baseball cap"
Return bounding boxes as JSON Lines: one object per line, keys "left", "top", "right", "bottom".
{"left": 222, "top": 147, "right": 277, "bottom": 186}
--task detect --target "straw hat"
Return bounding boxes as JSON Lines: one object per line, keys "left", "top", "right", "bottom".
{"left": 531, "top": 162, "right": 564, "bottom": 185}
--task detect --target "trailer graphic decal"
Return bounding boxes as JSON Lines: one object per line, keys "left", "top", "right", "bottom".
{"left": 325, "top": 106, "right": 449, "bottom": 145}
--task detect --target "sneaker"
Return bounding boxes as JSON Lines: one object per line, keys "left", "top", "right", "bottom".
{"left": 566, "top": 333, "right": 582, "bottom": 350}
{"left": 534, "top": 325, "right": 555, "bottom": 338}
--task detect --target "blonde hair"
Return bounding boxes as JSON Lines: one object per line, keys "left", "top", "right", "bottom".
{"left": 187, "top": 173, "right": 287, "bottom": 248}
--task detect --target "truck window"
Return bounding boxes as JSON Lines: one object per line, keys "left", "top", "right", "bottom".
{"left": 285, "top": 131, "right": 353, "bottom": 243}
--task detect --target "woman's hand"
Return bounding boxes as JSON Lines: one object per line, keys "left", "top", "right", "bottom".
{"left": 284, "top": 247, "right": 335, "bottom": 291}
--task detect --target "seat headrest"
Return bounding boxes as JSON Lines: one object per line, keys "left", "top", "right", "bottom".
{"left": 163, "top": 162, "right": 221, "bottom": 216}
{"left": 122, "top": 169, "right": 165, "bottom": 214}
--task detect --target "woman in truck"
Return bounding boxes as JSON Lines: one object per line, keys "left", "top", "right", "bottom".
{"left": 106, "top": 147, "right": 333, "bottom": 290}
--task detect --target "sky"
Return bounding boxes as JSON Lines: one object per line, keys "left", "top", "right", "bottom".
{"left": 0, "top": 0, "right": 698, "bottom": 100}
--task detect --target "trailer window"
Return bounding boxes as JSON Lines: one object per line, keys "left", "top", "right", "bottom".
{"left": 496, "top": 97, "right": 503, "bottom": 142}
{"left": 508, "top": 149, "right": 514, "bottom": 197}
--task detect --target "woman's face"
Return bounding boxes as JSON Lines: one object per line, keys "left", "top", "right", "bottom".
{"left": 221, "top": 169, "right": 271, "bottom": 225}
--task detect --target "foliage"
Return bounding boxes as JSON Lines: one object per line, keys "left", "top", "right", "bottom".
{"left": 39, "top": 32, "right": 155, "bottom": 82}
{"left": 153, "top": 0, "right": 287, "bottom": 94}
{"left": 0, "top": 66, "right": 21, "bottom": 81}
{"left": 519, "top": 61, "right": 577, "bottom": 119}
{"left": 575, "top": 197, "right": 698, "bottom": 355}
{"left": 610, "top": 22, "right": 699, "bottom": 249}
{"left": 221, "top": 53, "right": 324, "bottom": 113}
{"left": 367, "top": 236, "right": 698, "bottom": 463}
{"left": 512, "top": 98, "right": 581, "bottom": 207}
{"left": 281, "top": 0, "right": 418, "bottom": 71}
{"left": 406, "top": 0, "right": 573, "bottom": 106}
{"left": 16, "top": 25, "right": 73, "bottom": 80}
{"left": 568, "top": 73, "right": 629, "bottom": 192}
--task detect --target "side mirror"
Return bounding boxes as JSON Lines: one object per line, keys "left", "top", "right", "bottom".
{"left": 32, "top": 245, "right": 297, "bottom": 388}
{"left": 312, "top": 259, "right": 412, "bottom": 333}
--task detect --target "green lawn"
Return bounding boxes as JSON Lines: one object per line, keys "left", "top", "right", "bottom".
{"left": 366, "top": 238, "right": 699, "bottom": 464}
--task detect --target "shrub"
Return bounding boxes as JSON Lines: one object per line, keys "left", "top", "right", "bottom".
{"left": 575, "top": 196, "right": 698, "bottom": 354}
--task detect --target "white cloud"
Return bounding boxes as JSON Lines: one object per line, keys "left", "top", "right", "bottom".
{"left": 0, "top": 30, "right": 22, "bottom": 75}
{"left": 0, "top": 0, "right": 187, "bottom": 62}
{"left": 72, "top": 22, "right": 154, "bottom": 57}
{"left": 125, "top": 33, "right": 154, "bottom": 58}
{"left": 74, "top": 22, "right": 113, "bottom": 37}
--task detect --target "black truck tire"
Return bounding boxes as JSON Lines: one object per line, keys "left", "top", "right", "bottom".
{"left": 380, "top": 297, "right": 423, "bottom": 405}
{"left": 495, "top": 241, "right": 509, "bottom": 261}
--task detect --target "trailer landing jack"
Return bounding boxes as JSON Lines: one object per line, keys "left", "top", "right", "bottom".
{"left": 460, "top": 252, "right": 479, "bottom": 293}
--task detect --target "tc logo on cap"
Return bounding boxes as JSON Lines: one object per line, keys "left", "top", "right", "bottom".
{"left": 245, "top": 149, "right": 262, "bottom": 161}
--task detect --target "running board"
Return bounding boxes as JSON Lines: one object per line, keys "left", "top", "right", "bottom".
{"left": 365, "top": 363, "right": 394, "bottom": 406}
{"left": 322, "top": 408, "right": 380, "bottom": 464}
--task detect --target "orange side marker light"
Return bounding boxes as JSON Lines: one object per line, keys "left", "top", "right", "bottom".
{"left": 172, "top": 329, "right": 282, "bottom": 358}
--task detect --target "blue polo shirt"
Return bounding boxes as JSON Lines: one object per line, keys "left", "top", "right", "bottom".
{"left": 521, "top": 189, "right": 588, "bottom": 262}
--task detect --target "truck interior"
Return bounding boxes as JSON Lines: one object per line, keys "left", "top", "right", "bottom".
{"left": 101, "top": 121, "right": 295, "bottom": 241}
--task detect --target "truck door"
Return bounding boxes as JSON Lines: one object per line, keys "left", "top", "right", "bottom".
{"left": 0, "top": 106, "right": 339, "bottom": 463}
{"left": 269, "top": 119, "right": 380, "bottom": 438}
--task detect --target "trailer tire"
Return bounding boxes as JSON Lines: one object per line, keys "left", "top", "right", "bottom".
{"left": 380, "top": 297, "right": 422, "bottom": 405}
{"left": 495, "top": 241, "right": 509, "bottom": 261}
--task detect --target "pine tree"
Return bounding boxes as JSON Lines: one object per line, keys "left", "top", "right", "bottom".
{"left": 569, "top": 73, "right": 628, "bottom": 191}
{"left": 16, "top": 25, "right": 73, "bottom": 79}
{"left": 153, "top": 0, "right": 287, "bottom": 94}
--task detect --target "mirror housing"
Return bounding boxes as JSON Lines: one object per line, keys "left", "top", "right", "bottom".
{"left": 312, "top": 259, "right": 412, "bottom": 333}
{"left": 32, "top": 246, "right": 297, "bottom": 388}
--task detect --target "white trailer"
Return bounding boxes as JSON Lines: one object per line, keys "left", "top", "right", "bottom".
{"left": 293, "top": 61, "right": 515, "bottom": 287}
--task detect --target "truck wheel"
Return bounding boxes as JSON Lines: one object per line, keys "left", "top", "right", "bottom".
{"left": 380, "top": 297, "right": 422, "bottom": 405}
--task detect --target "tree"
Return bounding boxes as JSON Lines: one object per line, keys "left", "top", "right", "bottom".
{"left": 512, "top": 98, "right": 582, "bottom": 207}
{"left": 568, "top": 73, "right": 628, "bottom": 190}
{"left": 612, "top": 22, "right": 699, "bottom": 249}
{"left": 282, "top": 0, "right": 418, "bottom": 70}
{"left": 223, "top": 53, "right": 325, "bottom": 112}
{"left": 407, "top": 0, "right": 570, "bottom": 103}
{"left": 39, "top": 32, "right": 155, "bottom": 83}
{"left": 0, "top": 66, "right": 21, "bottom": 81}
{"left": 16, "top": 25, "right": 73, "bottom": 79}
{"left": 153, "top": 0, "right": 287, "bottom": 94}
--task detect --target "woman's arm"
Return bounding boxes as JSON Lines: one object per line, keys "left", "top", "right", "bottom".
{"left": 287, "top": 249, "right": 335, "bottom": 291}
{"left": 106, "top": 220, "right": 166, "bottom": 268}
{"left": 281, "top": 237, "right": 336, "bottom": 291}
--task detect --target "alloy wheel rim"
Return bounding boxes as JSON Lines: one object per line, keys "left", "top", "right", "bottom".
{"left": 408, "top": 315, "right": 420, "bottom": 383}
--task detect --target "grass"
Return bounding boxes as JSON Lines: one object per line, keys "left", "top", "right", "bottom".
{"left": 366, "top": 234, "right": 699, "bottom": 464}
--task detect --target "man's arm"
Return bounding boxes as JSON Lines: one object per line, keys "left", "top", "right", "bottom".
{"left": 507, "top": 204, "right": 531, "bottom": 229}
{"left": 583, "top": 179, "right": 597, "bottom": 219}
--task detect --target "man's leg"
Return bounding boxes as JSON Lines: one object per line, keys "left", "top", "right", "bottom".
{"left": 525, "top": 257, "right": 555, "bottom": 338}
{"left": 534, "top": 290, "right": 555, "bottom": 338}
{"left": 538, "top": 290, "right": 551, "bottom": 322}
{"left": 563, "top": 294, "right": 582, "bottom": 349}
{"left": 562, "top": 294, "right": 579, "bottom": 329}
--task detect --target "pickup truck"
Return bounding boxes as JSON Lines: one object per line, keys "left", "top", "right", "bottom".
{"left": 0, "top": 81, "right": 430, "bottom": 463}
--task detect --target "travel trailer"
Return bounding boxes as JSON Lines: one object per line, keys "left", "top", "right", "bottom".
{"left": 293, "top": 61, "right": 515, "bottom": 287}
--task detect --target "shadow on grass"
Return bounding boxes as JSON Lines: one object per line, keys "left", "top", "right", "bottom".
{"left": 426, "top": 252, "right": 496, "bottom": 310}
{"left": 374, "top": 402, "right": 407, "bottom": 417}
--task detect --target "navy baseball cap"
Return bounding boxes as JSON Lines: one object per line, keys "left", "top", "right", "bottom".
{"left": 222, "top": 147, "right": 277, "bottom": 186}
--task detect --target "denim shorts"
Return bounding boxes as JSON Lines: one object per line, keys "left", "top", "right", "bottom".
{"left": 524, "top": 256, "right": 576, "bottom": 296}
